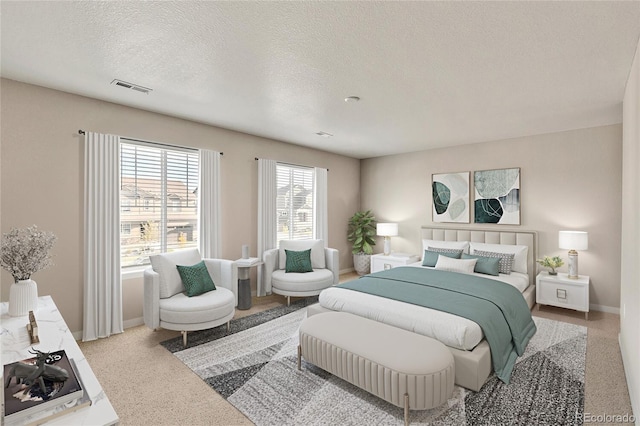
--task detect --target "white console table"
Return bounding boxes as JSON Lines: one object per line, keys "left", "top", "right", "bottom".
{"left": 1, "top": 295, "right": 119, "bottom": 425}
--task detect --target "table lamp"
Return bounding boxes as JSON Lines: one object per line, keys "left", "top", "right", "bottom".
{"left": 377, "top": 223, "right": 398, "bottom": 256}
{"left": 558, "top": 230, "right": 588, "bottom": 279}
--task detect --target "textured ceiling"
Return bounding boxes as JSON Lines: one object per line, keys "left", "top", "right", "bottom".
{"left": 2, "top": 1, "right": 640, "bottom": 159}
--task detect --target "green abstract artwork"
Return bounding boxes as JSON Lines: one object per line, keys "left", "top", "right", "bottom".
{"left": 432, "top": 172, "right": 470, "bottom": 223}
{"left": 474, "top": 168, "right": 520, "bottom": 224}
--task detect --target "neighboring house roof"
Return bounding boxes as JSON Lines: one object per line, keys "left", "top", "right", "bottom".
{"left": 121, "top": 177, "right": 195, "bottom": 202}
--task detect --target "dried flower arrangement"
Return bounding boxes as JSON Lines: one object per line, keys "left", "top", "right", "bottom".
{"left": 0, "top": 225, "right": 57, "bottom": 282}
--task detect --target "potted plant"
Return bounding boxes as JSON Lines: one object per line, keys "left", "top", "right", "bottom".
{"left": 536, "top": 255, "right": 564, "bottom": 276}
{"left": 0, "top": 225, "right": 57, "bottom": 316}
{"left": 347, "top": 210, "right": 376, "bottom": 275}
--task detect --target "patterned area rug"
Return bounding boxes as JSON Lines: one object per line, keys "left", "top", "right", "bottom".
{"left": 162, "top": 302, "right": 586, "bottom": 425}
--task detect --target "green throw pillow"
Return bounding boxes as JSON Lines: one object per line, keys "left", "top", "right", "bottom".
{"left": 285, "top": 249, "right": 313, "bottom": 273}
{"left": 462, "top": 254, "right": 500, "bottom": 276}
{"left": 176, "top": 260, "right": 216, "bottom": 297}
{"left": 472, "top": 250, "right": 514, "bottom": 274}
{"left": 422, "top": 248, "right": 463, "bottom": 267}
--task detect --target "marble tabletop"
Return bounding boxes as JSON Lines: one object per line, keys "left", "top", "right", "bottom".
{"left": 2, "top": 295, "right": 119, "bottom": 425}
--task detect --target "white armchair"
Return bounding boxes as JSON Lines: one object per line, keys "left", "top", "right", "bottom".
{"left": 262, "top": 239, "right": 339, "bottom": 305}
{"left": 143, "top": 248, "right": 238, "bottom": 346}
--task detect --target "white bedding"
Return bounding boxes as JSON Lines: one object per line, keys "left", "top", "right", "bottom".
{"left": 318, "top": 266, "right": 530, "bottom": 351}
{"left": 407, "top": 262, "right": 530, "bottom": 293}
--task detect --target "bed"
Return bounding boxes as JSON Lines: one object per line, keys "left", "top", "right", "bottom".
{"left": 308, "top": 226, "right": 538, "bottom": 391}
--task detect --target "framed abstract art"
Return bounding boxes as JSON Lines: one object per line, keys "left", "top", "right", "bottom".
{"left": 474, "top": 167, "right": 520, "bottom": 225}
{"left": 432, "top": 172, "right": 470, "bottom": 223}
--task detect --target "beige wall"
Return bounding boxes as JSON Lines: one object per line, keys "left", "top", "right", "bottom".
{"left": 361, "top": 124, "right": 623, "bottom": 310}
{"left": 620, "top": 37, "right": 640, "bottom": 418}
{"left": 0, "top": 78, "right": 360, "bottom": 333}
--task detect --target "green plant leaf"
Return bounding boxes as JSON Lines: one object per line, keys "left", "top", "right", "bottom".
{"left": 362, "top": 241, "right": 373, "bottom": 254}
{"left": 347, "top": 210, "right": 377, "bottom": 253}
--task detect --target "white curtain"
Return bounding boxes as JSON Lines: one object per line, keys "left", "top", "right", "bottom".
{"left": 83, "top": 132, "right": 123, "bottom": 341}
{"left": 257, "top": 158, "right": 277, "bottom": 296}
{"left": 198, "top": 150, "right": 221, "bottom": 258}
{"left": 314, "top": 167, "right": 328, "bottom": 245}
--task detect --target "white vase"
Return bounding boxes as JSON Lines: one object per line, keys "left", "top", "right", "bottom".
{"left": 9, "top": 279, "right": 39, "bottom": 317}
{"left": 353, "top": 253, "right": 371, "bottom": 276}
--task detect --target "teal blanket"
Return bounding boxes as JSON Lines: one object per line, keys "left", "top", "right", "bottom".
{"left": 337, "top": 267, "right": 537, "bottom": 384}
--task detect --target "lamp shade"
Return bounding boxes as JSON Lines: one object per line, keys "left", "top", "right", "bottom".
{"left": 558, "top": 231, "right": 588, "bottom": 250}
{"left": 377, "top": 223, "right": 398, "bottom": 237}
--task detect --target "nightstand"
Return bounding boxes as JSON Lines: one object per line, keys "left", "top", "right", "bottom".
{"left": 536, "top": 272, "right": 590, "bottom": 319}
{"left": 370, "top": 253, "right": 420, "bottom": 273}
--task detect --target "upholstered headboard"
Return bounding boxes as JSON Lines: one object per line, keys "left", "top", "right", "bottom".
{"left": 420, "top": 226, "right": 538, "bottom": 287}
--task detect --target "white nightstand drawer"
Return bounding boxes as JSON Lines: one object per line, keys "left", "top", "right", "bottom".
{"left": 537, "top": 281, "right": 588, "bottom": 312}
{"left": 370, "top": 253, "right": 420, "bottom": 273}
{"left": 536, "top": 272, "right": 590, "bottom": 319}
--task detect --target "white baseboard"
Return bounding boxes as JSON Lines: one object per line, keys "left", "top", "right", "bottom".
{"left": 618, "top": 333, "right": 639, "bottom": 425}
{"left": 340, "top": 267, "right": 355, "bottom": 275}
{"left": 71, "top": 317, "right": 145, "bottom": 341}
{"left": 124, "top": 317, "right": 144, "bottom": 329}
{"left": 589, "top": 303, "right": 620, "bottom": 315}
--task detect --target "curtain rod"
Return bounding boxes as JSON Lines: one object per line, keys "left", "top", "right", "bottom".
{"left": 78, "top": 129, "right": 223, "bottom": 155}
{"left": 254, "top": 157, "right": 328, "bottom": 171}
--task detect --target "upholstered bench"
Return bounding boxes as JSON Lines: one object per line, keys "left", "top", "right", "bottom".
{"left": 297, "top": 312, "right": 455, "bottom": 425}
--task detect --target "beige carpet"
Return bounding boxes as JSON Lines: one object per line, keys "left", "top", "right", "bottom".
{"left": 79, "top": 272, "right": 634, "bottom": 425}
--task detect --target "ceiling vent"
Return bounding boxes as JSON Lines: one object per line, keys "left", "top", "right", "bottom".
{"left": 111, "top": 79, "right": 152, "bottom": 94}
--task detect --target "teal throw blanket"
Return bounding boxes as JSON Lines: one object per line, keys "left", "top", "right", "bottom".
{"left": 337, "top": 267, "right": 537, "bottom": 384}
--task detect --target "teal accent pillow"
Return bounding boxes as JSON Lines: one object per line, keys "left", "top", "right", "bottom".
{"left": 422, "top": 248, "right": 463, "bottom": 267}
{"left": 285, "top": 249, "right": 313, "bottom": 273}
{"left": 462, "top": 254, "right": 500, "bottom": 276}
{"left": 472, "top": 250, "right": 514, "bottom": 275}
{"left": 176, "top": 260, "right": 216, "bottom": 297}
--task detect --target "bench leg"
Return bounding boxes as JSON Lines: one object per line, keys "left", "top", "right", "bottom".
{"left": 181, "top": 330, "right": 188, "bottom": 347}
{"left": 287, "top": 296, "right": 291, "bottom": 306}
{"left": 297, "top": 345, "right": 302, "bottom": 370}
{"left": 404, "top": 393, "right": 409, "bottom": 426}
{"left": 227, "top": 321, "right": 230, "bottom": 332}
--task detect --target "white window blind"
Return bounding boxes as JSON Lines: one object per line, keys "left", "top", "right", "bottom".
{"left": 120, "top": 142, "right": 199, "bottom": 267}
{"left": 276, "top": 163, "right": 315, "bottom": 243}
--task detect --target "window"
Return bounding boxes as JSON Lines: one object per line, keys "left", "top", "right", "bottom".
{"left": 120, "top": 142, "right": 199, "bottom": 267}
{"left": 276, "top": 163, "right": 314, "bottom": 242}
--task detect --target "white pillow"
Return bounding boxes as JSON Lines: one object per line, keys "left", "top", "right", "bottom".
{"left": 435, "top": 256, "right": 477, "bottom": 275}
{"left": 421, "top": 239, "right": 470, "bottom": 255}
{"left": 279, "top": 239, "right": 325, "bottom": 270}
{"left": 469, "top": 242, "right": 528, "bottom": 274}
{"left": 149, "top": 248, "right": 202, "bottom": 298}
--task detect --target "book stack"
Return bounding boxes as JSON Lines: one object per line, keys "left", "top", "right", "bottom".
{"left": 3, "top": 349, "right": 91, "bottom": 425}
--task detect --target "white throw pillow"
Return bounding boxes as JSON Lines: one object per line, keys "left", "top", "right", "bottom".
{"left": 434, "top": 256, "right": 477, "bottom": 275}
{"left": 469, "top": 242, "right": 528, "bottom": 274}
{"left": 421, "top": 239, "right": 470, "bottom": 255}
{"left": 279, "top": 239, "right": 325, "bottom": 270}
{"left": 149, "top": 248, "right": 202, "bottom": 298}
